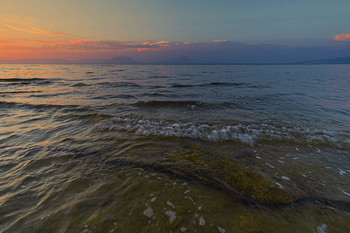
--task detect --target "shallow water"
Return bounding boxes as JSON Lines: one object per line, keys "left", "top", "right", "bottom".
{"left": 0, "top": 64, "right": 349, "bottom": 232}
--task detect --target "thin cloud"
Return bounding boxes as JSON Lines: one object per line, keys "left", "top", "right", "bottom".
{"left": 4, "top": 24, "right": 71, "bottom": 39}
{"left": 213, "top": 39, "right": 227, "bottom": 43}
{"left": 0, "top": 28, "right": 12, "bottom": 33}
{"left": 2, "top": 37, "right": 350, "bottom": 63}
{"left": 1, "top": 15, "right": 74, "bottom": 39}
{"left": 31, "top": 27, "right": 71, "bottom": 37}
{"left": 1, "top": 39, "right": 241, "bottom": 52}
{"left": 334, "top": 33, "right": 350, "bottom": 42}
{"left": 0, "top": 15, "right": 34, "bottom": 25}
{"left": 1, "top": 39, "right": 146, "bottom": 51}
{"left": 52, "top": 40, "right": 142, "bottom": 51}
{"left": 138, "top": 41, "right": 179, "bottom": 52}
{"left": 52, "top": 40, "right": 185, "bottom": 52}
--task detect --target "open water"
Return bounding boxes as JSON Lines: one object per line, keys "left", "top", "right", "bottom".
{"left": 0, "top": 64, "right": 349, "bottom": 232}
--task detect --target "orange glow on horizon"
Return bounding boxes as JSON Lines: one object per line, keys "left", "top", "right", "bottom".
{"left": 0, "top": 37, "right": 138, "bottom": 60}
{"left": 1, "top": 16, "right": 181, "bottom": 60}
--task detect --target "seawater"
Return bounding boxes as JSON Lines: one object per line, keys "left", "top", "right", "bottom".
{"left": 0, "top": 64, "right": 349, "bottom": 233}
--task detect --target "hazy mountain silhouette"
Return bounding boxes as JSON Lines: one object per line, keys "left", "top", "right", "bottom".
{"left": 6, "top": 55, "right": 350, "bottom": 64}
{"left": 108, "top": 56, "right": 140, "bottom": 64}
{"left": 162, "top": 56, "right": 194, "bottom": 64}
{"left": 302, "top": 56, "right": 350, "bottom": 64}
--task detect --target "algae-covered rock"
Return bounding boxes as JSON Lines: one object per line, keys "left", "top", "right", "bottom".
{"left": 105, "top": 141, "right": 298, "bottom": 205}
{"left": 181, "top": 152, "right": 296, "bottom": 205}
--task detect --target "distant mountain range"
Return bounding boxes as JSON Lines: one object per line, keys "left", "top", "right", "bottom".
{"left": 301, "top": 56, "right": 350, "bottom": 64}
{"left": 2, "top": 56, "right": 350, "bottom": 64}
{"left": 162, "top": 56, "right": 194, "bottom": 64}
{"left": 107, "top": 56, "right": 196, "bottom": 64}
{"left": 108, "top": 56, "right": 139, "bottom": 64}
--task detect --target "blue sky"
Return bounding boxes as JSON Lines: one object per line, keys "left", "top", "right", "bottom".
{"left": 1, "top": 0, "right": 350, "bottom": 62}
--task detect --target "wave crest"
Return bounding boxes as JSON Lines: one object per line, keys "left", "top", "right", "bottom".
{"left": 96, "top": 117, "right": 350, "bottom": 147}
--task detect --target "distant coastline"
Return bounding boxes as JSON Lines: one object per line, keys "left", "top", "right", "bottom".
{"left": 1, "top": 56, "right": 350, "bottom": 65}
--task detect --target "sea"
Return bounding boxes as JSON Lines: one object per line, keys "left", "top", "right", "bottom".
{"left": 0, "top": 64, "right": 349, "bottom": 233}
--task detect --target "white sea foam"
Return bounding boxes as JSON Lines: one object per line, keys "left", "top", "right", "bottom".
{"left": 317, "top": 224, "right": 327, "bottom": 233}
{"left": 217, "top": 226, "right": 226, "bottom": 233}
{"left": 96, "top": 117, "right": 350, "bottom": 147}
{"left": 166, "top": 200, "right": 175, "bottom": 209}
{"left": 339, "top": 187, "right": 350, "bottom": 197}
{"left": 180, "top": 227, "right": 187, "bottom": 232}
{"left": 165, "top": 210, "right": 176, "bottom": 223}
{"left": 143, "top": 207, "right": 154, "bottom": 218}
{"left": 338, "top": 169, "right": 347, "bottom": 176}
{"left": 275, "top": 182, "right": 284, "bottom": 189}
{"left": 198, "top": 216, "right": 206, "bottom": 226}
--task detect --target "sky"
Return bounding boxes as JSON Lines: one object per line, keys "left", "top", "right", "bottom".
{"left": 1, "top": 0, "right": 350, "bottom": 63}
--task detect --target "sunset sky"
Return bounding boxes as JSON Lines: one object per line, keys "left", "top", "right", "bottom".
{"left": 1, "top": 0, "right": 350, "bottom": 63}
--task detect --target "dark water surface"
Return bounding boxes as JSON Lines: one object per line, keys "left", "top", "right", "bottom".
{"left": 0, "top": 64, "right": 349, "bottom": 232}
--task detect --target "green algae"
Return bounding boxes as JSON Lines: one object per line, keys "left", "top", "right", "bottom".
{"left": 105, "top": 141, "right": 299, "bottom": 205}
{"left": 182, "top": 152, "right": 296, "bottom": 205}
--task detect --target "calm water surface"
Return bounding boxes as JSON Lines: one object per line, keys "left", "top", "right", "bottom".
{"left": 0, "top": 64, "right": 349, "bottom": 232}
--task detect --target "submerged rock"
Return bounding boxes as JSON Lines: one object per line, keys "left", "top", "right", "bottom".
{"left": 105, "top": 144, "right": 301, "bottom": 205}
{"left": 182, "top": 153, "right": 297, "bottom": 205}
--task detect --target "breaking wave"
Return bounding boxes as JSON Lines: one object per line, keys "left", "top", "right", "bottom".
{"left": 96, "top": 117, "right": 350, "bottom": 148}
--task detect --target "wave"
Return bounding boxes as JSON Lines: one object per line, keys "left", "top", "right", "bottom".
{"left": 203, "top": 82, "right": 250, "bottom": 87}
{"left": 148, "top": 85, "right": 167, "bottom": 89}
{"left": 72, "top": 83, "right": 90, "bottom": 87}
{"left": 135, "top": 100, "right": 207, "bottom": 108}
{"left": 95, "top": 82, "right": 140, "bottom": 88}
{"left": 96, "top": 117, "right": 350, "bottom": 148}
{"left": 0, "top": 78, "right": 52, "bottom": 85}
{"left": 0, "top": 78, "right": 46, "bottom": 82}
{"left": 134, "top": 100, "right": 243, "bottom": 110}
{"left": 170, "top": 84, "right": 194, "bottom": 88}
{"left": 170, "top": 82, "right": 260, "bottom": 88}
{"left": 140, "top": 93, "right": 180, "bottom": 98}
{"left": 110, "top": 69, "right": 125, "bottom": 72}
{"left": 0, "top": 101, "right": 79, "bottom": 110}
{"left": 148, "top": 75, "right": 171, "bottom": 79}
{"left": 92, "top": 94, "right": 138, "bottom": 100}
{"left": 0, "top": 91, "right": 42, "bottom": 94}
